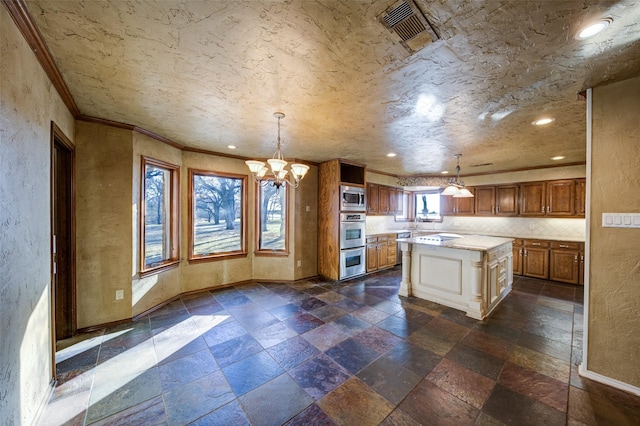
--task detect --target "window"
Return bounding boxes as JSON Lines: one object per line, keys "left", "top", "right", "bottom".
{"left": 189, "top": 169, "right": 247, "bottom": 260}
{"left": 256, "top": 184, "right": 288, "bottom": 255}
{"left": 141, "top": 157, "right": 179, "bottom": 274}
{"left": 415, "top": 190, "right": 442, "bottom": 221}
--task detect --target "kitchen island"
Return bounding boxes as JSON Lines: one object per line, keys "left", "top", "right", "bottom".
{"left": 397, "top": 234, "right": 514, "bottom": 320}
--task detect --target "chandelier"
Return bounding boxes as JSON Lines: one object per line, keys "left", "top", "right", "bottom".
{"left": 441, "top": 154, "right": 474, "bottom": 198}
{"left": 245, "top": 112, "right": 309, "bottom": 189}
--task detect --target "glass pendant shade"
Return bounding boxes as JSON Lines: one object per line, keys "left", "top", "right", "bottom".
{"left": 454, "top": 187, "right": 474, "bottom": 198}
{"left": 442, "top": 185, "right": 460, "bottom": 196}
{"left": 246, "top": 160, "right": 266, "bottom": 174}
{"left": 267, "top": 158, "right": 287, "bottom": 174}
{"left": 291, "top": 163, "right": 309, "bottom": 179}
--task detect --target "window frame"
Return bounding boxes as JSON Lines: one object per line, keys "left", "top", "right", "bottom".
{"left": 139, "top": 156, "right": 180, "bottom": 276}
{"left": 414, "top": 189, "right": 444, "bottom": 223}
{"left": 254, "top": 183, "right": 290, "bottom": 257}
{"left": 188, "top": 168, "right": 248, "bottom": 262}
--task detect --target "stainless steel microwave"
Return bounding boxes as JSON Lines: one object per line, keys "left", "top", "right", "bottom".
{"left": 340, "top": 185, "right": 365, "bottom": 211}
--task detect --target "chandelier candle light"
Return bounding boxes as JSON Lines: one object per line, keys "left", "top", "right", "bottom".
{"left": 441, "top": 154, "right": 474, "bottom": 198}
{"left": 245, "top": 112, "right": 309, "bottom": 189}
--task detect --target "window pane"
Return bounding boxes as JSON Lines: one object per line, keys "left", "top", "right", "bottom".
{"left": 415, "top": 191, "right": 441, "bottom": 220}
{"left": 258, "top": 185, "right": 287, "bottom": 251}
{"left": 192, "top": 173, "right": 244, "bottom": 256}
{"left": 144, "top": 165, "right": 170, "bottom": 267}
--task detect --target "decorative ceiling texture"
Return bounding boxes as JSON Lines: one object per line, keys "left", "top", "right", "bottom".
{"left": 24, "top": 0, "right": 640, "bottom": 175}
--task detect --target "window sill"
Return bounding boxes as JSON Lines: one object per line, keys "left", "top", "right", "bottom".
{"left": 139, "top": 260, "right": 180, "bottom": 278}
{"left": 188, "top": 252, "right": 248, "bottom": 263}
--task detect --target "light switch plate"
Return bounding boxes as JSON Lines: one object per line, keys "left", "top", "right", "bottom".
{"left": 602, "top": 213, "right": 640, "bottom": 228}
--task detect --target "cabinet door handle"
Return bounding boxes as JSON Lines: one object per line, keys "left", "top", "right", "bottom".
{"left": 524, "top": 250, "right": 528, "bottom": 257}
{"left": 559, "top": 244, "right": 569, "bottom": 248}
{"left": 531, "top": 243, "right": 541, "bottom": 246}
{"left": 541, "top": 206, "right": 545, "bottom": 213}
{"left": 496, "top": 205, "right": 500, "bottom": 213}
{"left": 574, "top": 255, "right": 578, "bottom": 262}
{"left": 519, "top": 249, "right": 523, "bottom": 256}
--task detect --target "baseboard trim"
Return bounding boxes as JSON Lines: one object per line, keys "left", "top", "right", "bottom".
{"left": 578, "top": 363, "right": 640, "bottom": 397}
{"left": 32, "top": 378, "right": 56, "bottom": 426}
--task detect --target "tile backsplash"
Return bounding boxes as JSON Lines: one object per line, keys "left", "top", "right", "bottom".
{"left": 366, "top": 215, "right": 586, "bottom": 241}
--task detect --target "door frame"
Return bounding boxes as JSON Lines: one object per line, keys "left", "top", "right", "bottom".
{"left": 50, "top": 122, "right": 76, "bottom": 377}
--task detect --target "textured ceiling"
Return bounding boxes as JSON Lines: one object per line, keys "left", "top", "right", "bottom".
{"left": 25, "top": 0, "right": 640, "bottom": 175}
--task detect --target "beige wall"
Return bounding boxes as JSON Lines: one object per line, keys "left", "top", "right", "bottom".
{"left": 75, "top": 122, "right": 133, "bottom": 327}
{"left": 294, "top": 166, "right": 319, "bottom": 280}
{"left": 132, "top": 132, "right": 183, "bottom": 316}
{"left": 0, "top": 6, "right": 75, "bottom": 425}
{"left": 588, "top": 75, "right": 640, "bottom": 387}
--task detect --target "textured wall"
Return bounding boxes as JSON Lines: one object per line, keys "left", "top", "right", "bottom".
{"left": 75, "top": 122, "right": 133, "bottom": 327}
{"left": 179, "top": 151, "right": 254, "bottom": 292}
{"left": 294, "top": 166, "right": 318, "bottom": 281}
{"left": 588, "top": 75, "right": 640, "bottom": 387}
{"left": 131, "top": 132, "right": 182, "bottom": 316}
{"left": 0, "top": 6, "right": 75, "bottom": 425}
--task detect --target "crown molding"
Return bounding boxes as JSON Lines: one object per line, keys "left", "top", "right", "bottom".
{"left": 3, "top": 0, "right": 80, "bottom": 117}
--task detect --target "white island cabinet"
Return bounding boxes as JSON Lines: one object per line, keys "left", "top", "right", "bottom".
{"left": 397, "top": 234, "right": 514, "bottom": 320}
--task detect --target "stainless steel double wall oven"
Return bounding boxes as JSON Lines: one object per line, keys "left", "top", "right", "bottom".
{"left": 339, "top": 185, "right": 366, "bottom": 279}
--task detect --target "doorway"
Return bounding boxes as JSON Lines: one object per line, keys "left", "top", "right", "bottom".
{"left": 50, "top": 123, "right": 75, "bottom": 363}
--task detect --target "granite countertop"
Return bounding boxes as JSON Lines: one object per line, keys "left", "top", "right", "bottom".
{"left": 397, "top": 234, "right": 515, "bottom": 251}
{"left": 368, "top": 229, "right": 585, "bottom": 243}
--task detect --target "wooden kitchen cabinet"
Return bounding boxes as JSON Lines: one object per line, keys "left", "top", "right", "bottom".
{"left": 388, "top": 187, "right": 397, "bottom": 214}
{"left": 547, "top": 179, "right": 575, "bottom": 216}
{"left": 378, "top": 186, "right": 390, "bottom": 214}
{"left": 475, "top": 185, "right": 518, "bottom": 216}
{"left": 520, "top": 180, "right": 577, "bottom": 217}
{"left": 475, "top": 187, "right": 496, "bottom": 215}
{"left": 550, "top": 241, "right": 583, "bottom": 285}
{"left": 441, "top": 187, "right": 475, "bottom": 215}
{"left": 523, "top": 239, "right": 549, "bottom": 279}
{"left": 576, "top": 178, "right": 586, "bottom": 217}
{"left": 366, "top": 235, "right": 393, "bottom": 272}
{"left": 512, "top": 239, "right": 524, "bottom": 275}
{"left": 367, "top": 183, "right": 379, "bottom": 214}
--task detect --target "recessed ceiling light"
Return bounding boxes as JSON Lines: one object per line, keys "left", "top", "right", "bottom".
{"left": 441, "top": 171, "right": 449, "bottom": 174}
{"left": 576, "top": 18, "right": 612, "bottom": 40}
{"left": 387, "top": 152, "right": 397, "bottom": 157}
{"left": 227, "top": 145, "right": 236, "bottom": 149}
{"left": 532, "top": 117, "right": 555, "bottom": 126}
{"left": 551, "top": 156, "right": 566, "bottom": 161}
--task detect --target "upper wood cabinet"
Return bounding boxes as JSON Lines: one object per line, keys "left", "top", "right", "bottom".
{"left": 378, "top": 185, "right": 390, "bottom": 214}
{"left": 575, "top": 178, "right": 586, "bottom": 217}
{"left": 441, "top": 187, "right": 475, "bottom": 215}
{"left": 520, "top": 179, "right": 578, "bottom": 217}
{"left": 366, "top": 183, "right": 403, "bottom": 216}
{"left": 473, "top": 185, "right": 518, "bottom": 216}
{"left": 475, "top": 187, "right": 496, "bottom": 215}
{"left": 367, "top": 183, "right": 379, "bottom": 214}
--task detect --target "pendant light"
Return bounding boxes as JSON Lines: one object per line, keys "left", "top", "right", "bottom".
{"left": 442, "top": 154, "right": 474, "bottom": 198}
{"left": 245, "top": 112, "right": 309, "bottom": 189}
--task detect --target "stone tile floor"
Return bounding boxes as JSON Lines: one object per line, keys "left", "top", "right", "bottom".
{"left": 40, "top": 268, "right": 640, "bottom": 425}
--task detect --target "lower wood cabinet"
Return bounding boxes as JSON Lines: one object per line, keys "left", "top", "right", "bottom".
{"left": 523, "top": 241, "right": 549, "bottom": 279}
{"left": 512, "top": 238, "right": 584, "bottom": 285}
{"left": 549, "top": 241, "right": 583, "bottom": 285}
{"left": 367, "top": 235, "right": 396, "bottom": 272}
{"left": 512, "top": 239, "right": 524, "bottom": 275}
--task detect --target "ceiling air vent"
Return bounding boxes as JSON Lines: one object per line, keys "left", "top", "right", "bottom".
{"left": 378, "top": 0, "right": 439, "bottom": 54}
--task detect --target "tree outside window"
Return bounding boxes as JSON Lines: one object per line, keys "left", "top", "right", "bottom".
{"left": 415, "top": 190, "right": 442, "bottom": 221}
{"left": 257, "top": 184, "right": 288, "bottom": 254}
{"left": 189, "top": 169, "right": 247, "bottom": 260}
{"left": 141, "top": 157, "right": 179, "bottom": 274}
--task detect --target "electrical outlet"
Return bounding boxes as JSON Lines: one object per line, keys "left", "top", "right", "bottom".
{"left": 115, "top": 290, "right": 124, "bottom": 300}
{"left": 306, "top": 205, "right": 310, "bottom": 212}
{"left": 297, "top": 260, "right": 302, "bottom": 267}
